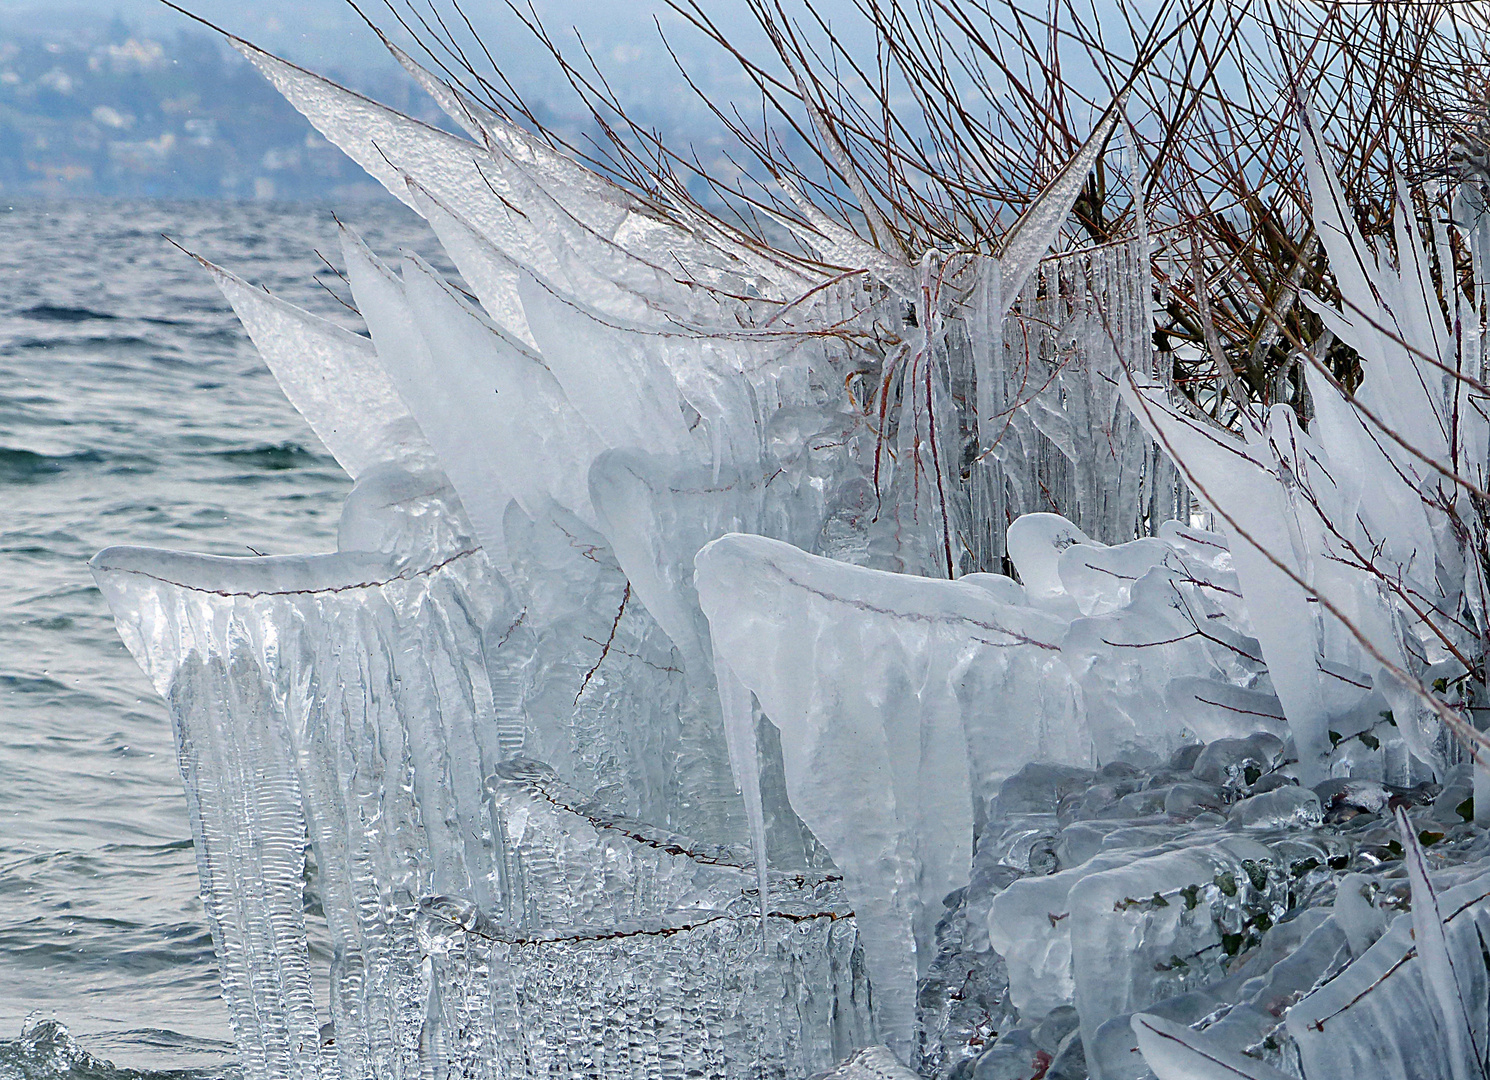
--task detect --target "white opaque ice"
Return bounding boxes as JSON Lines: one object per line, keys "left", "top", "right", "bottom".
{"left": 1006, "top": 513, "right": 1094, "bottom": 615}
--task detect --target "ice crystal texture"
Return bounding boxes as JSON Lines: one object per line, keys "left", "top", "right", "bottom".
{"left": 89, "top": 27, "right": 1490, "bottom": 1080}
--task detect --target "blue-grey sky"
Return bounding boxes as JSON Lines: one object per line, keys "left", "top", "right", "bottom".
{"left": 0, "top": 1, "right": 859, "bottom": 83}
{"left": 0, "top": 0, "right": 883, "bottom": 137}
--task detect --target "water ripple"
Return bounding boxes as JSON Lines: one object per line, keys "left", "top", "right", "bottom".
{"left": 0, "top": 196, "right": 441, "bottom": 1068}
{"left": 17, "top": 305, "right": 119, "bottom": 323}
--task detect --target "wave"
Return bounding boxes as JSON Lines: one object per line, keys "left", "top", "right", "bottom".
{"left": 210, "top": 443, "right": 318, "bottom": 471}
{"left": 0, "top": 672, "right": 73, "bottom": 694}
{"left": 0, "top": 448, "right": 105, "bottom": 483}
{"left": 17, "top": 305, "right": 119, "bottom": 323}
{"left": 0, "top": 1020, "right": 237, "bottom": 1080}
{"left": 5, "top": 337, "right": 157, "bottom": 353}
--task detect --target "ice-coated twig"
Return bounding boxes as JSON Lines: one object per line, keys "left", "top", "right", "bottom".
{"left": 1132, "top": 1013, "right": 1293, "bottom": 1080}
{"left": 1395, "top": 805, "right": 1490, "bottom": 1080}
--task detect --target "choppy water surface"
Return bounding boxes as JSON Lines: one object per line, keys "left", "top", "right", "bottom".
{"left": 0, "top": 198, "right": 437, "bottom": 1078}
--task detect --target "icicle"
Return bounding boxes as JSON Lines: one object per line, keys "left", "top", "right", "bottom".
{"left": 338, "top": 228, "right": 515, "bottom": 564}
{"left": 772, "top": 173, "right": 914, "bottom": 295}
{"left": 971, "top": 99, "right": 1127, "bottom": 456}
{"left": 230, "top": 37, "right": 563, "bottom": 286}
{"left": 696, "top": 531, "right": 1087, "bottom": 1059}
{"left": 516, "top": 269, "right": 698, "bottom": 460}
{"left": 399, "top": 255, "right": 603, "bottom": 530}
{"left": 971, "top": 254, "right": 1003, "bottom": 461}
{"left": 91, "top": 514, "right": 513, "bottom": 1080}
{"left": 587, "top": 450, "right": 718, "bottom": 677}
{"left": 404, "top": 178, "right": 535, "bottom": 347}
{"left": 715, "top": 649, "right": 768, "bottom": 924}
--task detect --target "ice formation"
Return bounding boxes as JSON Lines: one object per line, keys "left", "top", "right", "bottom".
{"left": 89, "top": 19, "right": 1490, "bottom": 1080}
{"left": 1119, "top": 106, "right": 1489, "bottom": 791}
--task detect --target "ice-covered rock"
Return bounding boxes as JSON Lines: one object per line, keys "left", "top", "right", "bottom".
{"left": 1229, "top": 786, "right": 1322, "bottom": 830}
{"left": 88, "top": 19, "right": 1490, "bottom": 1080}
{"left": 812, "top": 1046, "right": 924, "bottom": 1080}
{"left": 962, "top": 749, "right": 1490, "bottom": 1080}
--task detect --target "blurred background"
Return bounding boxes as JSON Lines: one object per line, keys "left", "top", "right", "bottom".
{"left": 0, "top": 0, "right": 858, "bottom": 201}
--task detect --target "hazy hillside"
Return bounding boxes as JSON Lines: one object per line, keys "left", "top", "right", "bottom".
{"left": 0, "top": 3, "right": 796, "bottom": 201}
{"left": 0, "top": 20, "right": 448, "bottom": 200}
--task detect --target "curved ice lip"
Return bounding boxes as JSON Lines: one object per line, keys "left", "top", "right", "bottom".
{"left": 698, "top": 531, "right": 1083, "bottom": 1056}
{"left": 90, "top": 544, "right": 477, "bottom": 598}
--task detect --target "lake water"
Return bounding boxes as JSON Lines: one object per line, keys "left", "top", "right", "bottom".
{"left": 0, "top": 197, "right": 437, "bottom": 1078}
